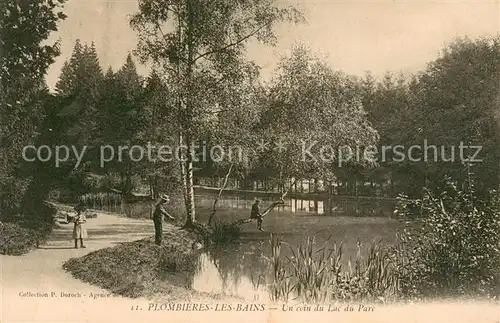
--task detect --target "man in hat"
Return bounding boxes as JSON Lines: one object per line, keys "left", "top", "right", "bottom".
{"left": 153, "top": 194, "right": 175, "bottom": 245}
{"left": 250, "top": 199, "right": 264, "bottom": 231}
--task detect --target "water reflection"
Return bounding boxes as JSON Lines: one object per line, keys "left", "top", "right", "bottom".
{"left": 196, "top": 194, "right": 325, "bottom": 215}
{"left": 192, "top": 252, "right": 269, "bottom": 301}
{"left": 191, "top": 242, "right": 272, "bottom": 301}
{"left": 96, "top": 194, "right": 325, "bottom": 219}
{"left": 194, "top": 191, "right": 395, "bottom": 217}
{"left": 90, "top": 194, "right": 398, "bottom": 300}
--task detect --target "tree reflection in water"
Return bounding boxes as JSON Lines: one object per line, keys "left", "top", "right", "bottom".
{"left": 191, "top": 240, "right": 271, "bottom": 301}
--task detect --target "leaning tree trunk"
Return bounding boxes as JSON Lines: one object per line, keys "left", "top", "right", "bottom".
{"left": 208, "top": 164, "right": 233, "bottom": 227}
{"left": 229, "top": 179, "right": 297, "bottom": 227}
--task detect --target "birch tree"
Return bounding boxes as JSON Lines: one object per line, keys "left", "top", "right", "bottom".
{"left": 130, "top": 0, "right": 303, "bottom": 227}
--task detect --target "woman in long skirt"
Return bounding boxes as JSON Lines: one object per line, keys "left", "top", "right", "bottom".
{"left": 73, "top": 204, "right": 88, "bottom": 248}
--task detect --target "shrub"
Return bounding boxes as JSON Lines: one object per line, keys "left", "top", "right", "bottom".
{"left": 0, "top": 201, "right": 57, "bottom": 255}
{"left": 101, "top": 172, "right": 122, "bottom": 191}
{"left": 211, "top": 220, "right": 241, "bottom": 244}
{"left": 0, "top": 222, "right": 43, "bottom": 255}
{"left": 68, "top": 171, "right": 121, "bottom": 196}
{"left": 0, "top": 175, "right": 29, "bottom": 219}
{"left": 393, "top": 178, "right": 500, "bottom": 299}
{"left": 47, "top": 189, "right": 61, "bottom": 200}
{"left": 63, "top": 236, "right": 199, "bottom": 299}
{"left": 157, "top": 248, "right": 199, "bottom": 273}
{"left": 164, "top": 192, "right": 186, "bottom": 223}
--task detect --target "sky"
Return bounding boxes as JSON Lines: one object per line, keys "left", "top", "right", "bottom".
{"left": 45, "top": 0, "right": 500, "bottom": 90}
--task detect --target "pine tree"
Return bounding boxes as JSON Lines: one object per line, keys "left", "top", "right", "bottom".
{"left": 54, "top": 61, "right": 74, "bottom": 96}
{"left": 91, "top": 55, "right": 145, "bottom": 193}
{"left": 107, "top": 53, "right": 144, "bottom": 141}
{"left": 55, "top": 39, "right": 83, "bottom": 96}
{"left": 140, "top": 70, "right": 174, "bottom": 145}
{"left": 53, "top": 39, "right": 104, "bottom": 153}
{"left": 80, "top": 42, "right": 103, "bottom": 100}
{"left": 116, "top": 53, "right": 143, "bottom": 94}
{"left": 55, "top": 39, "right": 103, "bottom": 101}
{"left": 104, "top": 66, "right": 114, "bottom": 79}
{"left": 138, "top": 70, "right": 177, "bottom": 198}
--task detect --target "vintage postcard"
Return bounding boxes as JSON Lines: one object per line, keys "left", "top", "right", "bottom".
{"left": 1, "top": 0, "right": 500, "bottom": 322}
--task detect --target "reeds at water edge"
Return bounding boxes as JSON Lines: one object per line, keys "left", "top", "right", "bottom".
{"left": 269, "top": 234, "right": 401, "bottom": 303}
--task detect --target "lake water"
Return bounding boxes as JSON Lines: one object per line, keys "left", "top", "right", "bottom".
{"left": 98, "top": 191, "right": 329, "bottom": 219}
{"left": 195, "top": 192, "right": 325, "bottom": 214}
{"left": 98, "top": 188, "right": 395, "bottom": 220}
{"left": 195, "top": 189, "right": 395, "bottom": 217}
{"left": 96, "top": 191, "right": 401, "bottom": 301}
{"left": 192, "top": 248, "right": 270, "bottom": 301}
{"left": 189, "top": 215, "right": 402, "bottom": 301}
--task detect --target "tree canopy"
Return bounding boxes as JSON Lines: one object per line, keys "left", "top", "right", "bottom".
{"left": 0, "top": 0, "right": 67, "bottom": 217}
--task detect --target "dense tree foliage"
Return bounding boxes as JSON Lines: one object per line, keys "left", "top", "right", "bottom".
{"left": 361, "top": 37, "right": 500, "bottom": 198}
{"left": 41, "top": 35, "right": 500, "bottom": 217}
{"left": 0, "top": 0, "right": 67, "bottom": 218}
{"left": 130, "top": 0, "right": 304, "bottom": 226}
{"left": 256, "top": 46, "right": 379, "bottom": 189}
{"left": 2, "top": 0, "right": 499, "bottom": 228}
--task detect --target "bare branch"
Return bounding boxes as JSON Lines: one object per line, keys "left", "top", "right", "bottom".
{"left": 156, "top": 23, "right": 170, "bottom": 45}
{"left": 153, "top": 24, "right": 182, "bottom": 76}
{"left": 159, "top": 62, "right": 179, "bottom": 76}
{"left": 208, "top": 163, "right": 234, "bottom": 227}
{"left": 439, "top": 198, "right": 448, "bottom": 215}
{"left": 229, "top": 178, "right": 298, "bottom": 226}
{"left": 193, "top": 22, "right": 271, "bottom": 63}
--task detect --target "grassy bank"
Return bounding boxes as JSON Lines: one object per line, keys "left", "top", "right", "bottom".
{"left": 0, "top": 222, "right": 49, "bottom": 255}
{"left": 62, "top": 228, "right": 204, "bottom": 300}
{"left": 0, "top": 202, "right": 58, "bottom": 255}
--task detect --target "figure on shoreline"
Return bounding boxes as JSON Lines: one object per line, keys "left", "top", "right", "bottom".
{"left": 153, "top": 194, "right": 175, "bottom": 245}
{"left": 250, "top": 199, "right": 264, "bottom": 231}
{"left": 73, "top": 203, "right": 88, "bottom": 249}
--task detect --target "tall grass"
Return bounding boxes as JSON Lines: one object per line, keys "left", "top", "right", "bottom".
{"left": 270, "top": 234, "right": 295, "bottom": 302}
{"left": 269, "top": 234, "right": 401, "bottom": 303}
{"left": 211, "top": 221, "right": 241, "bottom": 244}
{"left": 77, "top": 192, "right": 123, "bottom": 209}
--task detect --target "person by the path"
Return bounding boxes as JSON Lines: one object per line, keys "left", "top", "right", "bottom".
{"left": 250, "top": 199, "right": 264, "bottom": 231}
{"left": 152, "top": 194, "right": 175, "bottom": 245}
{"left": 73, "top": 203, "right": 88, "bottom": 248}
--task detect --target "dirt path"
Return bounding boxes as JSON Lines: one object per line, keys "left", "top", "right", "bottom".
{"left": 1, "top": 212, "right": 499, "bottom": 323}
{"left": 0, "top": 212, "right": 182, "bottom": 322}
{"left": 1, "top": 211, "right": 156, "bottom": 297}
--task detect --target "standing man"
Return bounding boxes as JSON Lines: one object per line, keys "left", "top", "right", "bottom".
{"left": 153, "top": 194, "right": 175, "bottom": 245}
{"left": 250, "top": 199, "right": 264, "bottom": 232}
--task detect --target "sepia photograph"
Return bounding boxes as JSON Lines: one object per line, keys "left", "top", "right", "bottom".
{"left": 1, "top": 0, "right": 500, "bottom": 322}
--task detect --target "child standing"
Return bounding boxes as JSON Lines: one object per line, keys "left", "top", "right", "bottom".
{"left": 73, "top": 203, "right": 88, "bottom": 248}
